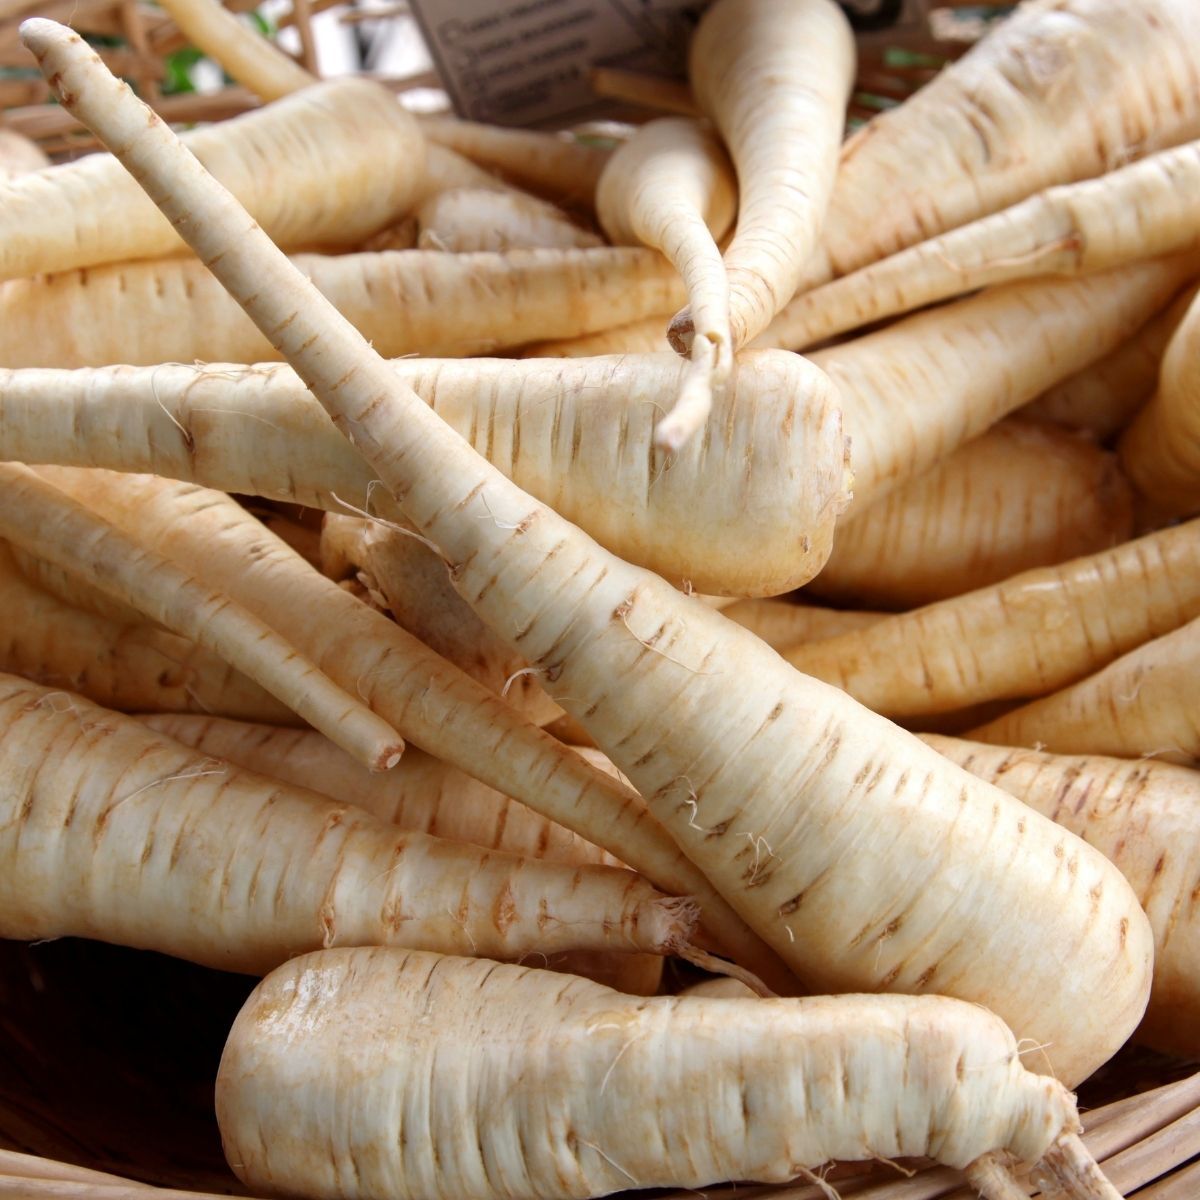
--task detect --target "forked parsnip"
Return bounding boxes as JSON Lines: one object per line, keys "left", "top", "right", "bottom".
{"left": 417, "top": 187, "right": 602, "bottom": 252}
{"left": 0, "top": 247, "right": 686, "bottom": 367}
{"left": 764, "top": 140, "right": 1200, "bottom": 350}
{"left": 1027, "top": 283, "right": 1200, "bottom": 439}
{"left": 153, "top": 0, "right": 315, "bottom": 100}
{"left": 0, "top": 676, "right": 697, "bottom": 973}
{"left": 969, "top": 615, "right": 1200, "bottom": 766}
{"left": 809, "top": 420, "right": 1135, "bottom": 609}
{"left": 0, "top": 77, "right": 425, "bottom": 282}
{"left": 799, "top": 257, "right": 1197, "bottom": 515}
{"left": 0, "top": 542, "right": 295, "bottom": 723}
{"left": 926, "top": 735, "right": 1200, "bottom": 1056}
{"left": 140, "top": 714, "right": 622, "bottom": 869}
{"left": 791, "top": 0, "right": 1200, "bottom": 291}
{"left": 791, "top": 518, "right": 1200, "bottom": 719}
{"left": 321, "top": 514, "right": 562, "bottom": 726}
{"left": 37, "top": 466, "right": 784, "bottom": 985}
{"left": 668, "top": 0, "right": 854, "bottom": 351}
{"left": 1120, "top": 286, "right": 1200, "bottom": 514}
{"left": 0, "top": 463, "right": 403, "bottom": 771}
{"left": 31, "top": 16, "right": 1154, "bottom": 1087}
{"left": 418, "top": 115, "right": 611, "bottom": 207}
{"left": 0, "top": 127, "right": 47, "bottom": 178}
{"left": 217, "top": 947, "right": 1118, "bottom": 1200}
{"left": 596, "top": 118, "right": 737, "bottom": 450}
{"left": 0, "top": 352, "right": 850, "bottom": 596}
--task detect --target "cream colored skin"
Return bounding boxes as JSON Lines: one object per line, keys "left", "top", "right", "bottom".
{"left": 596, "top": 117, "right": 737, "bottom": 450}
{"left": 321, "top": 515, "right": 562, "bottom": 727}
{"left": 0, "top": 78, "right": 425, "bottom": 282}
{"left": 969, "top": 614, "right": 1200, "bottom": 767}
{"left": 790, "top": 518, "right": 1200, "bottom": 719}
{"left": 417, "top": 188, "right": 601, "bottom": 252}
{"left": 806, "top": 257, "right": 1197, "bottom": 516}
{"left": 0, "top": 247, "right": 685, "bottom": 368}
{"left": 521, "top": 314, "right": 672, "bottom": 357}
{"left": 764, "top": 140, "right": 1200, "bottom": 351}
{"left": 721, "top": 599, "right": 882, "bottom": 651}
{"left": 0, "top": 676, "right": 695, "bottom": 972}
{"left": 37, "top": 467, "right": 785, "bottom": 988}
{"left": 418, "top": 115, "right": 610, "bottom": 207}
{"left": 926, "top": 735, "right": 1200, "bottom": 1057}
{"left": 0, "top": 352, "right": 850, "bottom": 597}
{"left": 0, "top": 463, "right": 404, "bottom": 771}
{"left": 1027, "top": 283, "right": 1199, "bottom": 439}
{"left": 0, "top": 128, "right": 48, "bottom": 179}
{"left": 216, "top": 947, "right": 1084, "bottom": 1200}
{"left": 808, "top": 421, "right": 1135, "bottom": 610}
{"left": 792, "top": 0, "right": 1200, "bottom": 293}
{"left": 1120, "top": 286, "right": 1200, "bottom": 515}
{"left": 0, "top": 541, "right": 295, "bottom": 723}
{"left": 153, "top": 0, "right": 315, "bottom": 101}
{"left": 674, "top": 0, "right": 855, "bottom": 350}
{"left": 40, "top": 17, "right": 1153, "bottom": 1083}
{"left": 139, "top": 714, "right": 622, "bottom": 869}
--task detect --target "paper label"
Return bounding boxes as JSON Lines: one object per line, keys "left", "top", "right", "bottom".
{"left": 409, "top": 0, "right": 930, "bottom": 128}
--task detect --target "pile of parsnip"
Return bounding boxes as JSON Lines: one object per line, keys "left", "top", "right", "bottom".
{"left": 3, "top": 1, "right": 1200, "bottom": 1198}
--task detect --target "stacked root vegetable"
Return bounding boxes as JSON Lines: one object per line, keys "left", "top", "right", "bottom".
{"left": 3, "top": 0, "right": 1200, "bottom": 1197}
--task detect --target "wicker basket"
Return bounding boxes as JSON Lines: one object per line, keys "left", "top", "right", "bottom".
{"left": 1, "top": 3, "right": 1196, "bottom": 1197}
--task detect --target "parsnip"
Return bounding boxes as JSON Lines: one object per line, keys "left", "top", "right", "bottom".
{"left": 0, "top": 77, "right": 425, "bottom": 282}
{"left": 216, "top": 947, "right": 1116, "bottom": 1200}
{"left": 809, "top": 421, "right": 1135, "bottom": 609}
{"left": 0, "top": 128, "right": 48, "bottom": 178}
{"left": 0, "top": 247, "right": 686, "bottom": 368}
{"left": 521, "top": 314, "right": 673, "bottom": 357}
{"left": 722, "top": 599, "right": 883, "bottom": 651}
{"left": 926, "top": 736, "right": 1200, "bottom": 1056}
{"left": 41, "top": 16, "right": 1155, "bottom": 1084}
{"left": 790, "top": 518, "right": 1200, "bottom": 718}
{"left": 0, "top": 676, "right": 696, "bottom": 972}
{"left": 0, "top": 541, "right": 294, "bottom": 723}
{"left": 0, "top": 353, "right": 850, "bottom": 597}
{"left": 417, "top": 187, "right": 602, "bottom": 253}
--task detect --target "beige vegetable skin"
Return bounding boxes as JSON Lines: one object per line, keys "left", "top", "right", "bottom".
{"left": 926, "top": 735, "right": 1200, "bottom": 1057}
{"left": 0, "top": 676, "right": 697, "bottom": 972}
{"left": 216, "top": 947, "right": 1114, "bottom": 1200}
{"left": 34, "top": 15, "right": 1157, "bottom": 1086}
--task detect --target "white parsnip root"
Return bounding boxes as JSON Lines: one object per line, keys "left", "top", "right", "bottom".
{"left": 28, "top": 15, "right": 1154, "bottom": 1091}
{"left": 216, "top": 947, "right": 1116, "bottom": 1200}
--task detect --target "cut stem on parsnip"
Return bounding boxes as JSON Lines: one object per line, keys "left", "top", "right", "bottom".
{"left": 27, "top": 17, "right": 1156, "bottom": 1086}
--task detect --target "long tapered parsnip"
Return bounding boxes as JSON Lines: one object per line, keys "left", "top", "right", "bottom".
{"left": 808, "top": 420, "right": 1135, "bottom": 609}
{"left": 794, "top": 0, "right": 1200, "bottom": 291}
{"left": 216, "top": 947, "right": 1115, "bottom": 1200}
{"left": 0, "top": 78, "right": 424, "bottom": 283}
{"left": 0, "top": 463, "right": 403, "bottom": 771}
{"left": 925, "top": 735, "right": 1200, "bottom": 1057}
{"left": 800, "top": 257, "right": 1196, "bottom": 515}
{"left": 0, "top": 542, "right": 295, "bottom": 723}
{"left": 35, "top": 15, "right": 1155, "bottom": 1085}
{"left": 669, "top": 0, "right": 854, "bottom": 353}
{"left": 969, "top": 615, "right": 1200, "bottom": 765}
{"left": 764, "top": 139, "right": 1200, "bottom": 350}
{"left": 0, "top": 675, "right": 697, "bottom": 972}
{"left": 722, "top": 599, "right": 883, "bottom": 651}
{"left": 596, "top": 117, "right": 737, "bottom": 450}
{"left": 0, "top": 246, "right": 686, "bottom": 368}
{"left": 139, "top": 714, "right": 622, "bottom": 869}
{"left": 1119, "top": 287, "right": 1200, "bottom": 514}
{"left": 37, "top": 466, "right": 785, "bottom": 984}
{"left": 418, "top": 115, "right": 611, "bottom": 207}
{"left": 791, "top": 519, "right": 1200, "bottom": 719}
{"left": 417, "top": 188, "right": 602, "bottom": 252}
{"left": 7, "top": 538, "right": 145, "bottom": 625}
{"left": 153, "top": 0, "right": 315, "bottom": 101}
{"left": 321, "top": 514, "right": 563, "bottom": 727}
{"left": 0, "top": 352, "right": 849, "bottom": 596}
{"left": 1026, "top": 283, "right": 1200, "bottom": 438}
